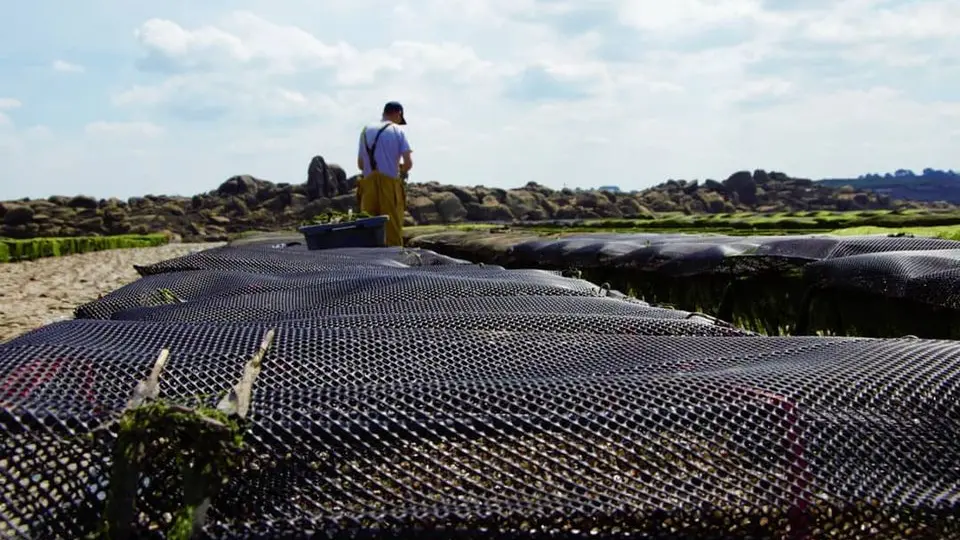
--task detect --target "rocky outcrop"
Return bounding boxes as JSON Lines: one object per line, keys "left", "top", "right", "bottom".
{"left": 306, "top": 156, "right": 352, "bottom": 200}
{"left": 0, "top": 162, "right": 945, "bottom": 242}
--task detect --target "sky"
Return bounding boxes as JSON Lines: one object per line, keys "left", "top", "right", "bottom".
{"left": 0, "top": 0, "right": 958, "bottom": 200}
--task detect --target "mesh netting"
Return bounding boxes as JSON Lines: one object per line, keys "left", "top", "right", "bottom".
{"left": 803, "top": 249, "right": 960, "bottom": 310}
{"left": 134, "top": 245, "right": 471, "bottom": 276}
{"left": 76, "top": 266, "right": 603, "bottom": 320}
{"left": 2, "top": 239, "right": 960, "bottom": 538}
{"left": 94, "top": 275, "right": 610, "bottom": 323}
{"left": 506, "top": 233, "right": 960, "bottom": 277}
{"left": 421, "top": 233, "right": 960, "bottom": 337}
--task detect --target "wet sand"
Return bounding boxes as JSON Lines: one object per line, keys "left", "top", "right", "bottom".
{"left": 0, "top": 242, "right": 221, "bottom": 343}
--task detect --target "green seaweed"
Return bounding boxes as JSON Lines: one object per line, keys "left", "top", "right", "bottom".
{"left": 101, "top": 401, "right": 246, "bottom": 539}
{"left": 148, "top": 288, "right": 184, "bottom": 306}
{"left": 303, "top": 210, "right": 372, "bottom": 226}
{"left": 0, "top": 234, "right": 170, "bottom": 263}
{"left": 800, "top": 287, "right": 960, "bottom": 339}
{"left": 97, "top": 329, "right": 274, "bottom": 539}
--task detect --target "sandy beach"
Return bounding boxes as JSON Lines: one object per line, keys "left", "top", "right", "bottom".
{"left": 0, "top": 242, "right": 221, "bottom": 343}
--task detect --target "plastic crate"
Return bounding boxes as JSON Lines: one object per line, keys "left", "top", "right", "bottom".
{"left": 297, "top": 215, "right": 389, "bottom": 250}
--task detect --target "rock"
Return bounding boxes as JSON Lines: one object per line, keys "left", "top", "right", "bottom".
{"left": 408, "top": 196, "right": 441, "bottom": 224}
{"left": 289, "top": 194, "right": 308, "bottom": 209}
{"left": 128, "top": 197, "right": 153, "bottom": 209}
{"left": 431, "top": 192, "right": 468, "bottom": 223}
{"left": 302, "top": 198, "right": 333, "bottom": 219}
{"left": 449, "top": 187, "right": 478, "bottom": 205}
{"left": 217, "top": 175, "right": 263, "bottom": 196}
{"left": 67, "top": 195, "right": 98, "bottom": 209}
{"left": 505, "top": 190, "right": 545, "bottom": 220}
{"left": 575, "top": 191, "right": 606, "bottom": 208}
{"left": 724, "top": 170, "right": 757, "bottom": 205}
{"left": 162, "top": 202, "right": 185, "bottom": 216}
{"left": 27, "top": 199, "right": 58, "bottom": 211}
{"left": 306, "top": 155, "right": 329, "bottom": 200}
{"left": 78, "top": 216, "right": 105, "bottom": 233}
{"left": 3, "top": 205, "right": 35, "bottom": 226}
{"left": 306, "top": 156, "right": 350, "bottom": 200}
{"left": 330, "top": 194, "right": 357, "bottom": 212}
{"left": 465, "top": 202, "right": 514, "bottom": 222}
{"left": 0, "top": 164, "right": 938, "bottom": 241}
{"left": 753, "top": 169, "right": 770, "bottom": 185}
{"left": 703, "top": 179, "right": 725, "bottom": 192}
{"left": 329, "top": 164, "right": 348, "bottom": 195}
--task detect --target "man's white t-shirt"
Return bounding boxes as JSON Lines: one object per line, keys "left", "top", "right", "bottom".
{"left": 358, "top": 122, "right": 411, "bottom": 179}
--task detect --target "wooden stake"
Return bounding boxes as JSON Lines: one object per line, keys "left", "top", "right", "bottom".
{"left": 217, "top": 328, "right": 276, "bottom": 419}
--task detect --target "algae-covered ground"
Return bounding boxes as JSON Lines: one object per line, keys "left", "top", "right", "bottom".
{"left": 405, "top": 208, "right": 960, "bottom": 241}
{"left": 0, "top": 234, "right": 171, "bottom": 263}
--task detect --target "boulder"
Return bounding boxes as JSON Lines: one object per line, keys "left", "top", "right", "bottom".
{"left": 217, "top": 175, "right": 263, "bottom": 196}
{"left": 408, "top": 196, "right": 441, "bottom": 224}
{"left": 3, "top": 205, "right": 34, "bottom": 226}
{"left": 67, "top": 195, "right": 98, "bottom": 209}
{"left": 306, "top": 156, "right": 350, "bottom": 200}
{"left": 724, "top": 170, "right": 758, "bottom": 205}
{"left": 430, "top": 192, "right": 468, "bottom": 223}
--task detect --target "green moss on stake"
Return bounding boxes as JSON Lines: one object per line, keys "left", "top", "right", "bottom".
{"left": 104, "top": 402, "right": 245, "bottom": 539}
{"left": 100, "top": 329, "right": 276, "bottom": 539}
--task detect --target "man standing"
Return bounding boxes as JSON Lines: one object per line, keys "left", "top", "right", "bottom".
{"left": 356, "top": 101, "right": 413, "bottom": 247}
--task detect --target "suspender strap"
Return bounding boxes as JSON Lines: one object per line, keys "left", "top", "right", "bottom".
{"left": 361, "top": 123, "right": 393, "bottom": 172}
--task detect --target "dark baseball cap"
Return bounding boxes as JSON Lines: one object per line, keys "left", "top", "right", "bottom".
{"left": 382, "top": 101, "right": 407, "bottom": 125}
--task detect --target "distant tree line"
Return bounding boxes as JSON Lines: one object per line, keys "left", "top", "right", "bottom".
{"left": 823, "top": 168, "right": 960, "bottom": 183}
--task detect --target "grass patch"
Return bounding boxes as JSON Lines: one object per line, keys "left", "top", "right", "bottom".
{"left": 0, "top": 234, "right": 171, "bottom": 263}
{"left": 829, "top": 225, "right": 960, "bottom": 241}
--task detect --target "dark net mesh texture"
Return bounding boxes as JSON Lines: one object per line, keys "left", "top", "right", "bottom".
{"left": 33, "top": 312, "right": 748, "bottom": 340}
{"left": 270, "top": 312, "right": 746, "bottom": 335}
{"left": 3, "top": 241, "right": 960, "bottom": 539}
{"left": 272, "top": 295, "right": 692, "bottom": 321}
{"left": 76, "top": 267, "right": 601, "bottom": 320}
{"left": 106, "top": 274, "right": 612, "bottom": 323}
{"left": 134, "top": 245, "right": 470, "bottom": 276}
{"left": 1, "top": 323, "right": 959, "bottom": 538}
{"left": 505, "top": 233, "right": 960, "bottom": 277}
{"left": 804, "top": 249, "right": 960, "bottom": 309}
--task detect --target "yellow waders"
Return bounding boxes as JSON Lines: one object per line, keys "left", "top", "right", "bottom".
{"left": 356, "top": 171, "right": 406, "bottom": 247}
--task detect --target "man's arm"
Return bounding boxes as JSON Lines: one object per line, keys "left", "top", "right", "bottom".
{"left": 398, "top": 130, "right": 413, "bottom": 174}
{"left": 357, "top": 129, "right": 366, "bottom": 172}
{"left": 399, "top": 150, "right": 413, "bottom": 174}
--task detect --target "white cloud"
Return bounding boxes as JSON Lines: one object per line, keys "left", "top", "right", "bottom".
{"left": 23, "top": 125, "right": 53, "bottom": 140}
{"left": 0, "top": 98, "right": 20, "bottom": 129}
{"left": 84, "top": 121, "right": 165, "bottom": 138}
{"left": 134, "top": 14, "right": 354, "bottom": 74}
{"left": 52, "top": 60, "right": 85, "bottom": 73}
{"left": 0, "top": 0, "right": 958, "bottom": 199}
{"left": 617, "top": 0, "right": 767, "bottom": 32}
{"left": 803, "top": 0, "right": 960, "bottom": 43}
